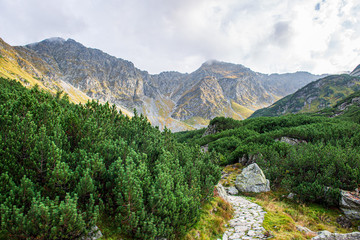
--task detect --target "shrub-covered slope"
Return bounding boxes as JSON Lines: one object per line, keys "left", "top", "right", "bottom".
{"left": 175, "top": 112, "right": 360, "bottom": 206}
{"left": 250, "top": 74, "right": 360, "bottom": 118}
{"left": 0, "top": 77, "right": 221, "bottom": 239}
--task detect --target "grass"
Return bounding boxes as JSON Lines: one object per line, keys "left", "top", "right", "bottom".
{"left": 230, "top": 100, "right": 254, "bottom": 119}
{"left": 242, "top": 191, "right": 359, "bottom": 239}
{"left": 184, "top": 197, "right": 233, "bottom": 240}
{"left": 219, "top": 163, "right": 243, "bottom": 187}
{"left": 184, "top": 116, "right": 210, "bottom": 126}
{"left": 222, "top": 163, "right": 359, "bottom": 239}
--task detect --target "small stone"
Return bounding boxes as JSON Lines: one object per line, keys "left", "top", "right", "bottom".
{"left": 296, "top": 225, "right": 315, "bottom": 234}
{"left": 247, "top": 230, "right": 256, "bottom": 236}
{"left": 228, "top": 232, "right": 244, "bottom": 239}
{"left": 287, "top": 192, "right": 296, "bottom": 199}
{"left": 222, "top": 233, "right": 229, "bottom": 240}
{"left": 227, "top": 186, "right": 239, "bottom": 195}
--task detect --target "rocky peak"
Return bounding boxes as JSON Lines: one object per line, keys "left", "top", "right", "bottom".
{"left": 24, "top": 37, "right": 146, "bottom": 108}
{"left": 198, "top": 60, "right": 251, "bottom": 77}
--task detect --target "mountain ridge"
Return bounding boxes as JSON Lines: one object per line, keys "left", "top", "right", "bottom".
{"left": 250, "top": 69, "right": 360, "bottom": 118}
{"left": 0, "top": 37, "right": 325, "bottom": 131}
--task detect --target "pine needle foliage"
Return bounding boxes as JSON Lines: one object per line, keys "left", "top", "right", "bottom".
{"left": 0, "top": 78, "right": 221, "bottom": 239}
{"left": 175, "top": 114, "right": 360, "bottom": 206}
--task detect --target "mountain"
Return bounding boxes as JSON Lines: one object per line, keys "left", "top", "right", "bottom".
{"left": 0, "top": 37, "right": 324, "bottom": 130}
{"left": 316, "top": 90, "right": 360, "bottom": 122}
{"left": 0, "top": 37, "right": 133, "bottom": 115}
{"left": 351, "top": 64, "right": 360, "bottom": 77}
{"left": 250, "top": 69, "right": 360, "bottom": 118}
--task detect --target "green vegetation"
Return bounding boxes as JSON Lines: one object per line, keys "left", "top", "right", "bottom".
{"left": 220, "top": 165, "right": 359, "bottom": 239}
{"left": 253, "top": 192, "right": 357, "bottom": 239}
{"left": 175, "top": 113, "right": 360, "bottom": 207}
{"left": 0, "top": 78, "right": 221, "bottom": 239}
{"left": 251, "top": 74, "right": 360, "bottom": 118}
{"left": 184, "top": 197, "right": 233, "bottom": 240}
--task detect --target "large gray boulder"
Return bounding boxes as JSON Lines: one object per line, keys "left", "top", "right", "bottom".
{"left": 235, "top": 163, "right": 270, "bottom": 193}
{"left": 340, "top": 190, "right": 360, "bottom": 219}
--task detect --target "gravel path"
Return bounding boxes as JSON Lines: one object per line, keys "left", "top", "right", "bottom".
{"left": 222, "top": 193, "right": 267, "bottom": 240}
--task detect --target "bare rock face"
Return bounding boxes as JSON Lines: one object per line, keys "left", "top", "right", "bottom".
{"left": 340, "top": 190, "right": 360, "bottom": 219}
{"left": 0, "top": 37, "right": 325, "bottom": 130}
{"left": 235, "top": 163, "right": 270, "bottom": 193}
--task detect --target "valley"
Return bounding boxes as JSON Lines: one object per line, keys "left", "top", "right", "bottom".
{"left": 1, "top": 36, "right": 360, "bottom": 240}
{"left": 0, "top": 37, "right": 324, "bottom": 131}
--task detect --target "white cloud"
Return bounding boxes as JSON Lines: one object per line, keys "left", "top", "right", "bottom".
{"left": 0, "top": 0, "right": 359, "bottom": 74}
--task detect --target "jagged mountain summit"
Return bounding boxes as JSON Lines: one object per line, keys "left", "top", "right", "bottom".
{"left": 0, "top": 37, "right": 325, "bottom": 131}
{"left": 250, "top": 65, "right": 360, "bottom": 118}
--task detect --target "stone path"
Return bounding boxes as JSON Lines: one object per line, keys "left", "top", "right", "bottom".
{"left": 222, "top": 194, "right": 267, "bottom": 240}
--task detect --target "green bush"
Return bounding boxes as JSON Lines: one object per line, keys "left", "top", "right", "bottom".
{"left": 181, "top": 114, "right": 360, "bottom": 206}
{"left": 0, "top": 78, "right": 221, "bottom": 239}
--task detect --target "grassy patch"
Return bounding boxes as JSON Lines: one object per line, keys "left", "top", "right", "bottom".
{"left": 221, "top": 164, "right": 359, "bottom": 239}
{"left": 184, "top": 197, "right": 233, "bottom": 240}
{"left": 231, "top": 100, "right": 254, "bottom": 119}
{"left": 184, "top": 116, "right": 210, "bottom": 126}
{"left": 219, "top": 163, "right": 243, "bottom": 187}
{"left": 246, "top": 192, "right": 358, "bottom": 239}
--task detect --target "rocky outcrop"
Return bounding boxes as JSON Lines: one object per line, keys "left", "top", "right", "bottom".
{"left": 340, "top": 190, "right": 360, "bottom": 219}
{"left": 312, "top": 231, "right": 360, "bottom": 240}
{"left": 235, "top": 163, "right": 270, "bottom": 193}
{"left": 336, "top": 216, "right": 353, "bottom": 228}
{"left": 81, "top": 226, "right": 103, "bottom": 240}
{"left": 216, "top": 183, "right": 230, "bottom": 202}
{"left": 202, "top": 124, "right": 217, "bottom": 136}
{"left": 275, "top": 136, "right": 307, "bottom": 145}
{"left": 239, "top": 153, "right": 262, "bottom": 166}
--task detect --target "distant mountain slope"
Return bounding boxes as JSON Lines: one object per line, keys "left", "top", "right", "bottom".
{"left": 0, "top": 37, "right": 324, "bottom": 130}
{"left": 351, "top": 64, "right": 360, "bottom": 77}
{"left": 0, "top": 38, "right": 92, "bottom": 104}
{"left": 152, "top": 60, "right": 324, "bottom": 123}
{"left": 315, "top": 90, "right": 360, "bottom": 122}
{"left": 250, "top": 72, "right": 360, "bottom": 118}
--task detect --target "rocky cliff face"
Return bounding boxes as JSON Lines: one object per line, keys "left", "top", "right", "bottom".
{"left": 0, "top": 37, "right": 325, "bottom": 131}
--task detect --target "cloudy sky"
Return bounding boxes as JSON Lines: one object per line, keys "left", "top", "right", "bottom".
{"left": 1, "top": 0, "right": 359, "bottom": 74}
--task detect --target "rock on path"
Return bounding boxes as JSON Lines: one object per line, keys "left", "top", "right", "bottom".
{"left": 222, "top": 195, "right": 267, "bottom": 240}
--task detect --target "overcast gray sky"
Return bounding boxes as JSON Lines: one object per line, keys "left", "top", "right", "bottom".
{"left": 1, "top": 0, "right": 359, "bottom": 74}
